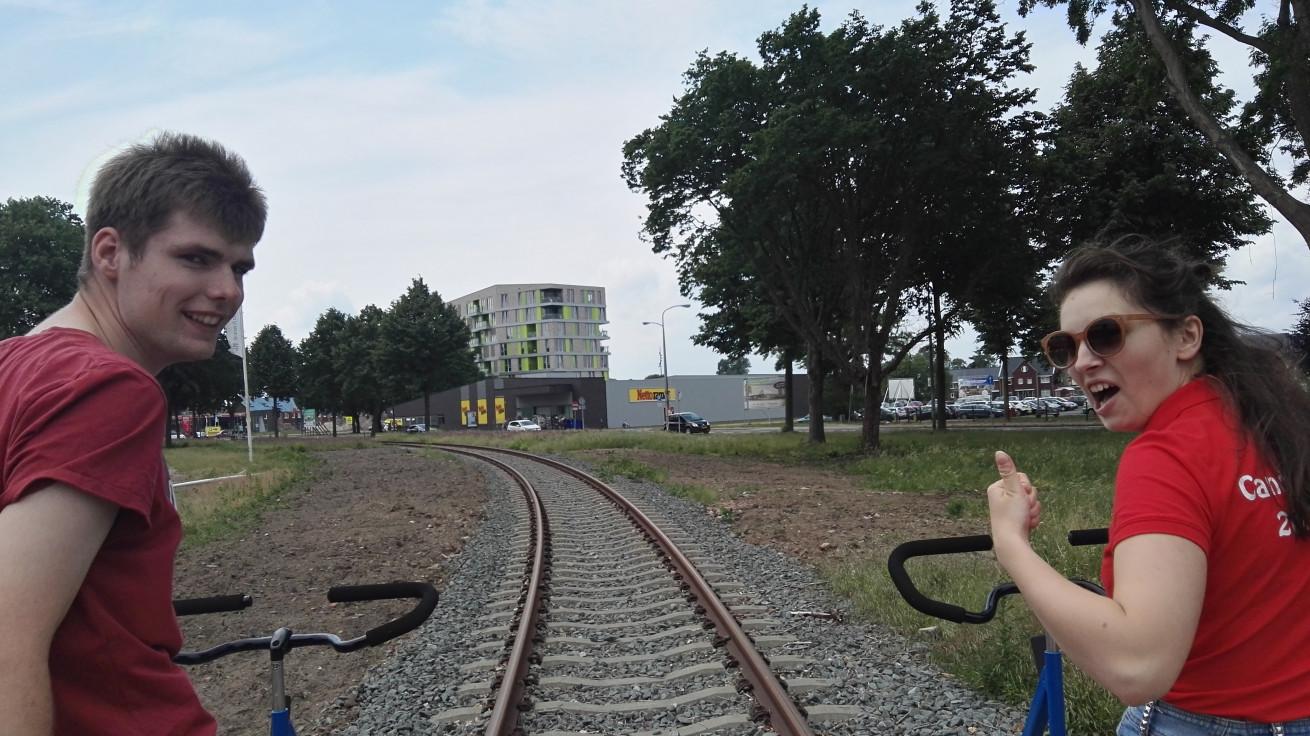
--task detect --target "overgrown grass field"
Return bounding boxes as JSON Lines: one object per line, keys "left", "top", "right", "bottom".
{"left": 166, "top": 441, "right": 322, "bottom": 549}
{"left": 394, "top": 426, "right": 1133, "bottom": 732}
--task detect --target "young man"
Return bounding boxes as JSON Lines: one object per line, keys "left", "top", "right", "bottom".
{"left": 0, "top": 133, "right": 267, "bottom": 735}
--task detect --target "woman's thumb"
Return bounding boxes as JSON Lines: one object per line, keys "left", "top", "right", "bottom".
{"left": 994, "top": 451, "right": 1022, "bottom": 493}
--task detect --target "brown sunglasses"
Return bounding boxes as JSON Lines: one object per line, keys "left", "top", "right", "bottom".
{"left": 1041, "top": 313, "right": 1181, "bottom": 369}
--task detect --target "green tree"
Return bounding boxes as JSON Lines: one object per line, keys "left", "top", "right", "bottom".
{"left": 1040, "top": 14, "right": 1271, "bottom": 272}
{"left": 379, "top": 277, "right": 480, "bottom": 429}
{"left": 247, "top": 325, "right": 299, "bottom": 438}
{"left": 1292, "top": 299, "right": 1310, "bottom": 376}
{"left": 298, "top": 308, "right": 350, "bottom": 437}
{"left": 1020, "top": 0, "right": 1310, "bottom": 245}
{"left": 681, "top": 229, "right": 807, "bottom": 431}
{"left": 715, "top": 355, "right": 750, "bottom": 375}
{"left": 337, "top": 305, "right": 390, "bottom": 434}
{"left": 0, "top": 197, "right": 84, "bottom": 339}
{"left": 158, "top": 334, "right": 243, "bottom": 446}
{"left": 624, "top": 1, "right": 1039, "bottom": 450}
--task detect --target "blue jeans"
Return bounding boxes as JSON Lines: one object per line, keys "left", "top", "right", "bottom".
{"left": 1119, "top": 701, "right": 1310, "bottom": 735}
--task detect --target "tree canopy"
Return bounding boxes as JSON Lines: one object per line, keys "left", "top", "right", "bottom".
{"left": 336, "top": 305, "right": 392, "bottom": 434}
{"left": 624, "top": 0, "right": 1043, "bottom": 450}
{"left": 379, "top": 277, "right": 480, "bottom": 429}
{"left": 1020, "top": 0, "right": 1310, "bottom": 245}
{"left": 298, "top": 308, "right": 350, "bottom": 435}
{"left": 0, "top": 197, "right": 83, "bottom": 339}
{"left": 247, "top": 324, "right": 300, "bottom": 437}
{"left": 716, "top": 355, "right": 750, "bottom": 375}
{"left": 1038, "top": 12, "right": 1273, "bottom": 280}
{"left": 158, "top": 334, "right": 243, "bottom": 445}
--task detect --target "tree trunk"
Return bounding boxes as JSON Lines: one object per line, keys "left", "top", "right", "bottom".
{"left": 783, "top": 360, "right": 795, "bottom": 433}
{"left": 331, "top": 413, "right": 338, "bottom": 437}
{"left": 272, "top": 400, "right": 280, "bottom": 438}
{"left": 806, "top": 344, "right": 826, "bottom": 444}
{"left": 1131, "top": 0, "right": 1310, "bottom": 245}
{"left": 861, "top": 360, "right": 883, "bottom": 453}
{"left": 932, "top": 284, "right": 949, "bottom": 432}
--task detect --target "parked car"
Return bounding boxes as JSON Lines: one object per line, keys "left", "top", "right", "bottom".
{"left": 795, "top": 414, "right": 833, "bottom": 423}
{"left": 404, "top": 424, "right": 427, "bottom": 433}
{"left": 1023, "top": 398, "right": 1057, "bottom": 416}
{"left": 925, "top": 400, "right": 958, "bottom": 419}
{"left": 957, "top": 403, "right": 1004, "bottom": 419}
{"left": 666, "top": 412, "right": 711, "bottom": 433}
{"left": 982, "top": 400, "right": 1017, "bottom": 417}
{"left": 506, "top": 419, "right": 542, "bottom": 431}
{"left": 893, "top": 401, "right": 928, "bottom": 420}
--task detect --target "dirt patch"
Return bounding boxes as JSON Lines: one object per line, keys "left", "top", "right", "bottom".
{"left": 569, "top": 448, "right": 989, "bottom": 566}
{"left": 173, "top": 446, "right": 487, "bottom": 736}
{"left": 173, "top": 443, "right": 984, "bottom": 734}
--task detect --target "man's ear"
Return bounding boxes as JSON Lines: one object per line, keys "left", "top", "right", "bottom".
{"left": 89, "top": 228, "right": 126, "bottom": 281}
{"left": 1176, "top": 315, "right": 1204, "bottom": 361}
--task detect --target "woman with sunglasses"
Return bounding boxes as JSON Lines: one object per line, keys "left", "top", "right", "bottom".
{"left": 986, "top": 237, "right": 1310, "bottom": 735}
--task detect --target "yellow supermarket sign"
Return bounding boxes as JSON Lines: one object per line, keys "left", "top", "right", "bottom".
{"left": 629, "top": 388, "right": 676, "bottom": 403}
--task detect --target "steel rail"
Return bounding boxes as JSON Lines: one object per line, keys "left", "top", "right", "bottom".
{"left": 431, "top": 442, "right": 815, "bottom": 736}
{"left": 434, "top": 445, "right": 548, "bottom": 736}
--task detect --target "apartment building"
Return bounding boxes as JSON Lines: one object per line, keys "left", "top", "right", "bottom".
{"left": 452, "top": 283, "right": 609, "bottom": 379}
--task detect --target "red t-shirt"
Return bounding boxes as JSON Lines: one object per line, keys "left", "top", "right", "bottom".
{"left": 1103, "top": 377, "right": 1310, "bottom": 721}
{"left": 0, "top": 329, "right": 216, "bottom": 735}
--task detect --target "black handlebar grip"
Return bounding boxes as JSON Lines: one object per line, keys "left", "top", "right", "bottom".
{"left": 328, "top": 582, "right": 439, "bottom": 646}
{"left": 1068, "top": 527, "right": 1109, "bottom": 547}
{"left": 173, "top": 595, "right": 253, "bottom": 617}
{"left": 887, "top": 535, "right": 994, "bottom": 623}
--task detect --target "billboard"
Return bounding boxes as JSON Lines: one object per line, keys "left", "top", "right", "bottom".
{"left": 743, "top": 377, "right": 787, "bottom": 409}
{"left": 629, "top": 387, "right": 676, "bottom": 403}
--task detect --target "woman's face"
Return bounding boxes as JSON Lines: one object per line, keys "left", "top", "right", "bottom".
{"left": 1060, "top": 280, "right": 1202, "bottom": 433}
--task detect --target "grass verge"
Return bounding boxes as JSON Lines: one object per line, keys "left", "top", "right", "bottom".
{"left": 167, "top": 443, "right": 319, "bottom": 550}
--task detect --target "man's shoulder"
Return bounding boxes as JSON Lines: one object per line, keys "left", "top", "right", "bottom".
{"left": 1, "top": 329, "right": 162, "bottom": 415}
{"left": 2, "top": 329, "right": 151, "bottom": 382}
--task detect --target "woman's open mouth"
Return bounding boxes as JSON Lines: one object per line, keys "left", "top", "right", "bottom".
{"left": 1088, "top": 382, "right": 1119, "bottom": 411}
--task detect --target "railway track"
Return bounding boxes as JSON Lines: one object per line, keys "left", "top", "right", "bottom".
{"left": 405, "top": 443, "right": 857, "bottom": 736}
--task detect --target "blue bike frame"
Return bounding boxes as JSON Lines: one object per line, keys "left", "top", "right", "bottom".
{"left": 1024, "top": 639, "right": 1067, "bottom": 736}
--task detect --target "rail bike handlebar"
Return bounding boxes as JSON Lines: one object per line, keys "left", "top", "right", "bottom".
{"left": 173, "top": 582, "right": 439, "bottom": 665}
{"left": 887, "top": 529, "right": 1108, "bottom": 625}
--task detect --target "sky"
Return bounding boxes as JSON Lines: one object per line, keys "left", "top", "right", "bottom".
{"left": 3, "top": 0, "right": 1307, "bottom": 380}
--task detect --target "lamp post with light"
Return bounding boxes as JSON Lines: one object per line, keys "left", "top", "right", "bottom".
{"left": 643, "top": 303, "right": 691, "bottom": 429}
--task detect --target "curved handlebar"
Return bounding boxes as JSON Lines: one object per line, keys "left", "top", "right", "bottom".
{"left": 887, "top": 529, "right": 1109, "bottom": 624}
{"left": 174, "top": 582, "right": 438, "bottom": 665}
{"left": 328, "top": 582, "right": 439, "bottom": 647}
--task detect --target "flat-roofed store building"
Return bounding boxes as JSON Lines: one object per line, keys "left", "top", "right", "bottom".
{"left": 453, "top": 284, "right": 609, "bottom": 379}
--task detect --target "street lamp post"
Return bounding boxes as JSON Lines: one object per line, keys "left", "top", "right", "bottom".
{"left": 643, "top": 303, "right": 691, "bottom": 429}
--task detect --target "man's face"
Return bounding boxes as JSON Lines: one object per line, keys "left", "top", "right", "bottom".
{"left": 114, "top": 210, "right": 255, "bottom": 373}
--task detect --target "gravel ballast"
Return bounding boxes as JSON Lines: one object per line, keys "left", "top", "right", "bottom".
{"left": 328, "top": 452, "right": 1030, "bottom": 736}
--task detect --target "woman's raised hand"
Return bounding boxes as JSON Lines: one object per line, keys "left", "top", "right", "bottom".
{"left": 988, "top": 450, "right": 1042, "bottom": 545}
